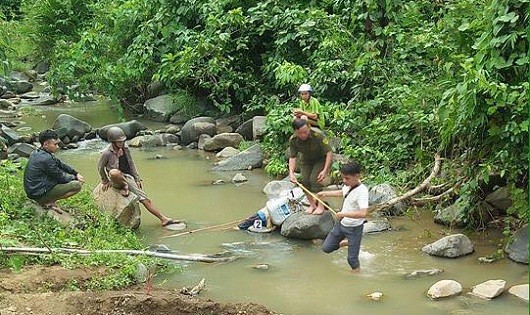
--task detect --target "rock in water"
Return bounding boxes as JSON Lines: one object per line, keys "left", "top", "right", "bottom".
{"left": 427, "top": 280, "right": 462, "bottom": 299}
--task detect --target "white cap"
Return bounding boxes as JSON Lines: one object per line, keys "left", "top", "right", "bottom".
{"left": 298, "top": 83, "right": 313, "bottom": 93}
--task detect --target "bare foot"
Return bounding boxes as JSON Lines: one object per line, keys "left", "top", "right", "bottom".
{"left": 339, "top": 239, "right": 348, "bottom": 247}
{"left": 305, "top": 205, "right": 315, "bottom": 214}
{"left": 312, "top": 205, "right": 325, "bottom": 215}
{"left": 43, "top": 203, "right": 63, "bottom": 214}
{"left": 350, "top": 268, "right": 360, "bottom": 274}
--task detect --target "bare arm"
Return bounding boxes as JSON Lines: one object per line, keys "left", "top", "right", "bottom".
{"left": 288, "top": 157, "right": 297, "bottom": 183}
{"left": 317, "top": 150, "right": 333, "bottom": 182}
{"left": 336, "top": 208, "right": 368, "bottom": 219}
{"left": 316, "top": 190, "right": 343, "bottom": 198}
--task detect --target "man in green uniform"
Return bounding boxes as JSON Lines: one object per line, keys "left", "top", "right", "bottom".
{"left": 288, "top": 118, "right": 333, "bottom": 214}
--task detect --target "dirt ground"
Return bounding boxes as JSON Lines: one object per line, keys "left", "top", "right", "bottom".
{"left": 0, "top": 266, "right": 277, "bottom": 315}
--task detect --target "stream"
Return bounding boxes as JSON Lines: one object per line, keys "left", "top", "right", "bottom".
{"left": 14, "top": 101, "right": 528, "bottom": 315}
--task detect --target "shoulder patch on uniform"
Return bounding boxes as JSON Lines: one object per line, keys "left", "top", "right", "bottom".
{"left": 322, "top": 137, "right": 329, "bottom": 145}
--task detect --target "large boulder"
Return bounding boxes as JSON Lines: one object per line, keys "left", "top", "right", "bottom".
{"left": 52, "top": 114, "right": 92, "bottom": 140}
{"left": 0, "top": 125, "right": 21, "bottom": 145}
{"left": 98, "top": 120, "right": 148, "bottom": 141}
{"left": 10, "top": 80, "right": 33, "bottom": 94}
{"left": 143, "top": 94, "right": 178, "bottom": 122}
{"left": 181, "top": 117, "right": 217, "bottom": 145}
{"left": 7, "top": 143, "right": 36, "bottom": 158}
{"left": 203, "top": 133, "right": 243, "bottom": 152}
{"left": 211, "top": 143, "right": 263, "bottom": 171}
{"left": 280, "top": 211, "right": 334, "bottom": 240}
{"left": 235, "top": 118, "right": 253, "bottom": 140}
{"left": 434, "top": 203, "right": 468, "bottom": 228}
{"left": 216, "top": 115, "right": 241, "bottom": 133}
{"left": 369, "top": 184, "right": 406, "bottom": 215}
{"left": 427, "top": 280, "right": 462, "bottom": 299}
{"left": 252, "top": 116, "right": 266, "bottom": 140}
{"left": 505, "top": 224, "right": 528, "bottom": 264}
{"left": 485, "top": 186, "right": 511, "bottom": 212}
{"left": 34, "top": 60, "right": 50, "bottom": 74}
{"left": 422, "top": 234, "right": 474, "bottom": 258}
{"left": 92, "top": 183, "right": 141, "bottom": 229}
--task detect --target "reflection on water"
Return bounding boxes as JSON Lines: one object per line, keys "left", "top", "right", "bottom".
{"left": 30, "top": 103, "right": 529, "bottom": 315}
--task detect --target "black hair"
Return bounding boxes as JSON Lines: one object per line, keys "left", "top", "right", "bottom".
{"left": 38, "top": 129, "right": 58, "bottom": 145}
{"left": 340, "top": 161, "right": 362, "bottom": 175}
{"left": 292, "top": 118, "right": 308, "bottom": 130}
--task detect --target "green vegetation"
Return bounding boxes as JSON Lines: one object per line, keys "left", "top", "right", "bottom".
{"left": 0, "top": 161, "right": 174, "bottom": 289}
{"left": 0, "top": 0, "right": 527, "bottom": 231}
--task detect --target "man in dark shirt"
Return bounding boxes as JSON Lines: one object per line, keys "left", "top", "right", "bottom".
{"left": 288, "top": 118, "right": 333, "bottom": 215}
{"left": 23, "top": 129, "right": 85, "bottom": 213}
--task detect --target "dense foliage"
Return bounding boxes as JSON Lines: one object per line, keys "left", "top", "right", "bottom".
{"left": 0, "top": 0, "right": 527, "bottom": 229}
{"left": 0, "top": 161, "right": 172, "bottom": 289}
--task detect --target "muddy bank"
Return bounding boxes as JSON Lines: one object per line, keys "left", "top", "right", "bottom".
{"left": 0, "top": 266, "right": 277, "bottom": 315}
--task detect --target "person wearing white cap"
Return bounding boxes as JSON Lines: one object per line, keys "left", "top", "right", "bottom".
{"left": 293, "top": 83, "right": 325, "bottom": 129}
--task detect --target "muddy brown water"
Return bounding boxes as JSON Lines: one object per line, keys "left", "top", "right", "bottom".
{"left": 16, "top": 102, "right": 529, "bottom": 315}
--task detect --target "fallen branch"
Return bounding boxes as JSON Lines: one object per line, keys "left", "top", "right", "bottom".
{"left": 367, "top": 154, "right": 442, "bottom": 214}
{"left": 411, "top": 187, "right": 455, "bottom": 206}
{"left": 0, "top": 247, "right": 236, "bottom": 263}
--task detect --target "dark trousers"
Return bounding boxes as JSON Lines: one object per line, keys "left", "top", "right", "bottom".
{"left": 322, "top": 221, "right": 364, "bottom": 269}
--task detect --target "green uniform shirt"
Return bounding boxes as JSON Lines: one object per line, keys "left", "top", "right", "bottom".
{"left": 299, "top": 97, "right": 325, "bottom": 129}
{"left": 289, "top": 129, "right": 332, "bottom": 163}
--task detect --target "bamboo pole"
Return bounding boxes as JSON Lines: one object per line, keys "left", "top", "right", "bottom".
{"left": 295, "top": 182, "right": 338, "bottom": 215}
{"left": 0, "top": 247, "right": 235, "bottom": 263}
{"left": 161, "top": 219, "right": 243, "bottom": 239}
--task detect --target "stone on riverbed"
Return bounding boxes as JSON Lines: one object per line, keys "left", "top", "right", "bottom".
{"left": 281, "top": 211, "right": 334, "bottom": 240}
{"left": 98, "top": 120, "right": 148, "bottom": 141}
{"left": 363, "top": 218, "right": 391, "bottom": 234}
{"left": 52, "top": 114, "right": 92, "bottom": 140}
{"left": 421, "top": 234, "right": 474, "bottom": 258}
{"left": 92, "top": 183, "right": 141, "bottom": 229}
{"left": 470, "top": 279, "right": 506, "bottom": 299}
{"left": 211, "top": 144, "right": 263, "bottom": 171}
{"left": 508, "top": 284, "right": 529, "bottom": 302}
{"left": 7, "top": 143, "right": 36, "bottom": 158}
{"left": 427, "top": 280, "right": 462, "bottom": 299}
{"left": 403, "top": 268, "right": 444, "bottom": 279}
{"left": 505, "top": 224, "right": 528, "bottom": 264}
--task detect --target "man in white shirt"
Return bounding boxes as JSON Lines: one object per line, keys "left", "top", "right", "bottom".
{"left": 317, "top": 161, "right": 369, "bottom": 272}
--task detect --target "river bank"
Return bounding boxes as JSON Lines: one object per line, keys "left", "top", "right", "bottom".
{"left": 0, "top": 266, "right": 276, "bottom": 315}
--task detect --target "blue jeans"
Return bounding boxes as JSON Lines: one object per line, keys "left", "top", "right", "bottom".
{"left": 322, "top": 221, "right": 364, "bottom": 269}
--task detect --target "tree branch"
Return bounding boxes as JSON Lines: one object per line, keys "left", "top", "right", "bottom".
{"left": 367, "top": 154, "right": 442, "bottom": 213}
{"left": 0, "top": 247, "right": 236, "bottom": 263}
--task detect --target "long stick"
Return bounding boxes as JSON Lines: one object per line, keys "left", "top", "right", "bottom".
{"left": 0, "top": 247, "right": 235, "bottom": 263}
{"left": 296, "top": 182, "right": 337, "bottom": 215}
{"left": 161, "top": 219, "right": 243, "bottom": 239}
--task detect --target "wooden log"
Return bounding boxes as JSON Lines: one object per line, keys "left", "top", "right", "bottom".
{"left": 0, "top": 246, "right": 236, "bottom": 263}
